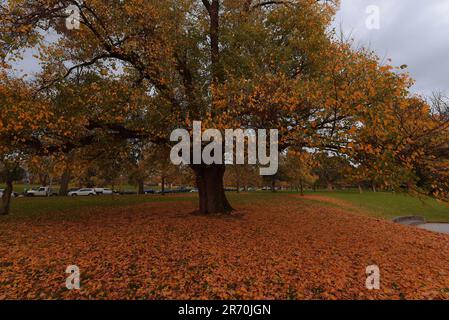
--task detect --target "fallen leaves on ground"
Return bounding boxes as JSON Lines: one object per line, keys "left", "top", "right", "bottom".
{"left": 1, "top": 195, "right": 449, "bottom": 300}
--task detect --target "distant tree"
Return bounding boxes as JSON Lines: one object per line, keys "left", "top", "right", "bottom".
{"left": 262, "top": 154, "right": 289, "bottom": 192}
{"left": 225, "top": 165, "right": 261, "bottom": 192}
{"left": 143, "top": 144, "right": 178, "bottom": 194}
{"left": 313, "top": 154, "right": 350, "bottom": 191}
{"left": 284, "top": 150, "right": 317, "bottom": 195}
{"left": 0, "top": 73, "right": 47, "bottom": 214}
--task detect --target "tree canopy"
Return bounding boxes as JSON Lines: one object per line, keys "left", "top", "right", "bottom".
{"left": 1, "top": 0, "right": 448, "bottom": 214}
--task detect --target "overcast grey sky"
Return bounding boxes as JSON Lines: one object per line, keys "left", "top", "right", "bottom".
{"left": 334, "top": 0, "right": 449, "bottom": 97}
{"left": 12, "top": 1, "right": 449, "bottom": 98}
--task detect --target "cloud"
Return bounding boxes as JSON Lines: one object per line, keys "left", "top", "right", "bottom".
{"left": 334, "top": 0, "right": 449, "bottom": 97}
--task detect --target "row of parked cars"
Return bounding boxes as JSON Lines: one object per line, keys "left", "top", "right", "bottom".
{"left": 0, "top": 186, "right": 195, "bottom": 198}
{"left": 143, "top": 187, "right": 194, "bottom": 195}
{"left": 0, "top": 187, "right": 115, "bottom": 198}
{"left": 1, "top": 186, "right": 265, "bottom": 198}
{"left": 67, "top": 188, "right": 114, "bottom": 196}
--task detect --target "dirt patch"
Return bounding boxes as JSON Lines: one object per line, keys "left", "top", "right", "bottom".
{"left": 299, "top": 194, "right": 362, "bottom": 212}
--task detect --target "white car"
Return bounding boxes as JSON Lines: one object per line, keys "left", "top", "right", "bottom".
{"left": 68, "top": 188, "right": 97, "bottom": 196}
{"left": 26, "top": 186, "right": 56, "bottom": 197}
{"left": 94, "top": 188, "right": 113, "bottom": 195}
{"left": 0, "top": 189, "right": 18, "bottom": 198}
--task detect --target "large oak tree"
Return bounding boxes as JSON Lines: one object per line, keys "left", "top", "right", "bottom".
{"left": 1, "top": 0, "right": 448, "bottom": 214}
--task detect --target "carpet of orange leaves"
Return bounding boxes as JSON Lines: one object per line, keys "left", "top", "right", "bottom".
{"left": 1, "top": 195, "right": 449, "bottom": 300}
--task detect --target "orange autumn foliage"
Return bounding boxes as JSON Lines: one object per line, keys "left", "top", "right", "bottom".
{"left": 1, "top": 196, "right": 448, "bottom": 300}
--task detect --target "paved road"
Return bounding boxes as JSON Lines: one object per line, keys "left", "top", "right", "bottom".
{"left": 417, "top": 223, "right": 449, "bottom": 234}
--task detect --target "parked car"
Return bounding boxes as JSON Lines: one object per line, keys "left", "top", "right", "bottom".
{"left": 189, "top": 188, "right": 199, "bottom": 193}
{"left": 156, "top": 189, "right": 174, "bottom": 194}
{"left": 169, "top": 187, "right": 191, "bottom": 194}
{"left": 94, "top": 188, "right": 113, "bottom": 195}
{"left": 26, "top": 187, "right": 57, "bottom": 197}
{"left": 102, "top": 188, "right": 113, "bottom": 195}
{"left": 119, "top": 190, "right": 137, "bottom": 195}
{"left": 0, "top": 189, "right": 18, "bottom": 198}
{"left": 144, "top": 189, "right": 156, "bottom": 194}
{"left": 68, "top": 188, "right": 97, "bottom": 196}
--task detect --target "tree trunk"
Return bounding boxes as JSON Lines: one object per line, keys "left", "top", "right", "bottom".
{"left": 0, "top": 176, "right": 13, "bottom": 215}
{"left": 39, "top": 173, "right": 48, "bottom": 186}
{"left": 300, "top": 179, "right": 304, "bottom": 196}
{"left": 137, "top": 178, "right": 145, "bottom": 195}
{"left": 161, "top": 176, "right": 165, "bottom": 195}
{"left": 327, "top": 182, "right": 333, "bottom": 191}
{"left": 208, "top": 0, "right": 220, "bottom": 72}
{"left": 236, "top": 178, "right": 240, "bottom": 193}
{"left": 358, "top": 184, "right": 363, "bottom": 194}
{"left": 59, "top": 153, "right": 74, "bottom": 196}
{"left": 192, "top": 164, "right": 233, "bottom": 214}
{"left": 59, "top": 168, "right": 71, "bottom": 196}
{"left": 271, "top": 178, "right": 276, "bottom": 192}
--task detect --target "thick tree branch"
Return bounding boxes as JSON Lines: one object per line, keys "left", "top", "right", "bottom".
{"left": 252, "top": 1, "right": 293, "bottom": 9}
{"left": 201, "top": 0, "right": 211, "bottom": 13}
{"left": 38, "top": 53, "right": 111, "bottom": 91}
{"left": 15, "top": 120, "right": 168, "bottom": 156}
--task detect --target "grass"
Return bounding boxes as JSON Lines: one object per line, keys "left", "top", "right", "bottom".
{"left": 2, "top": 189, "right": 448, "bottom": 222}
{"left": 308, "top": 190, "right": 449, "bottom": 222}
{"left": 1, "top": 191, "right": 286, "bottom": 219}
{"left": 2, "top": 194, "right": 195, "bottom": 219}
